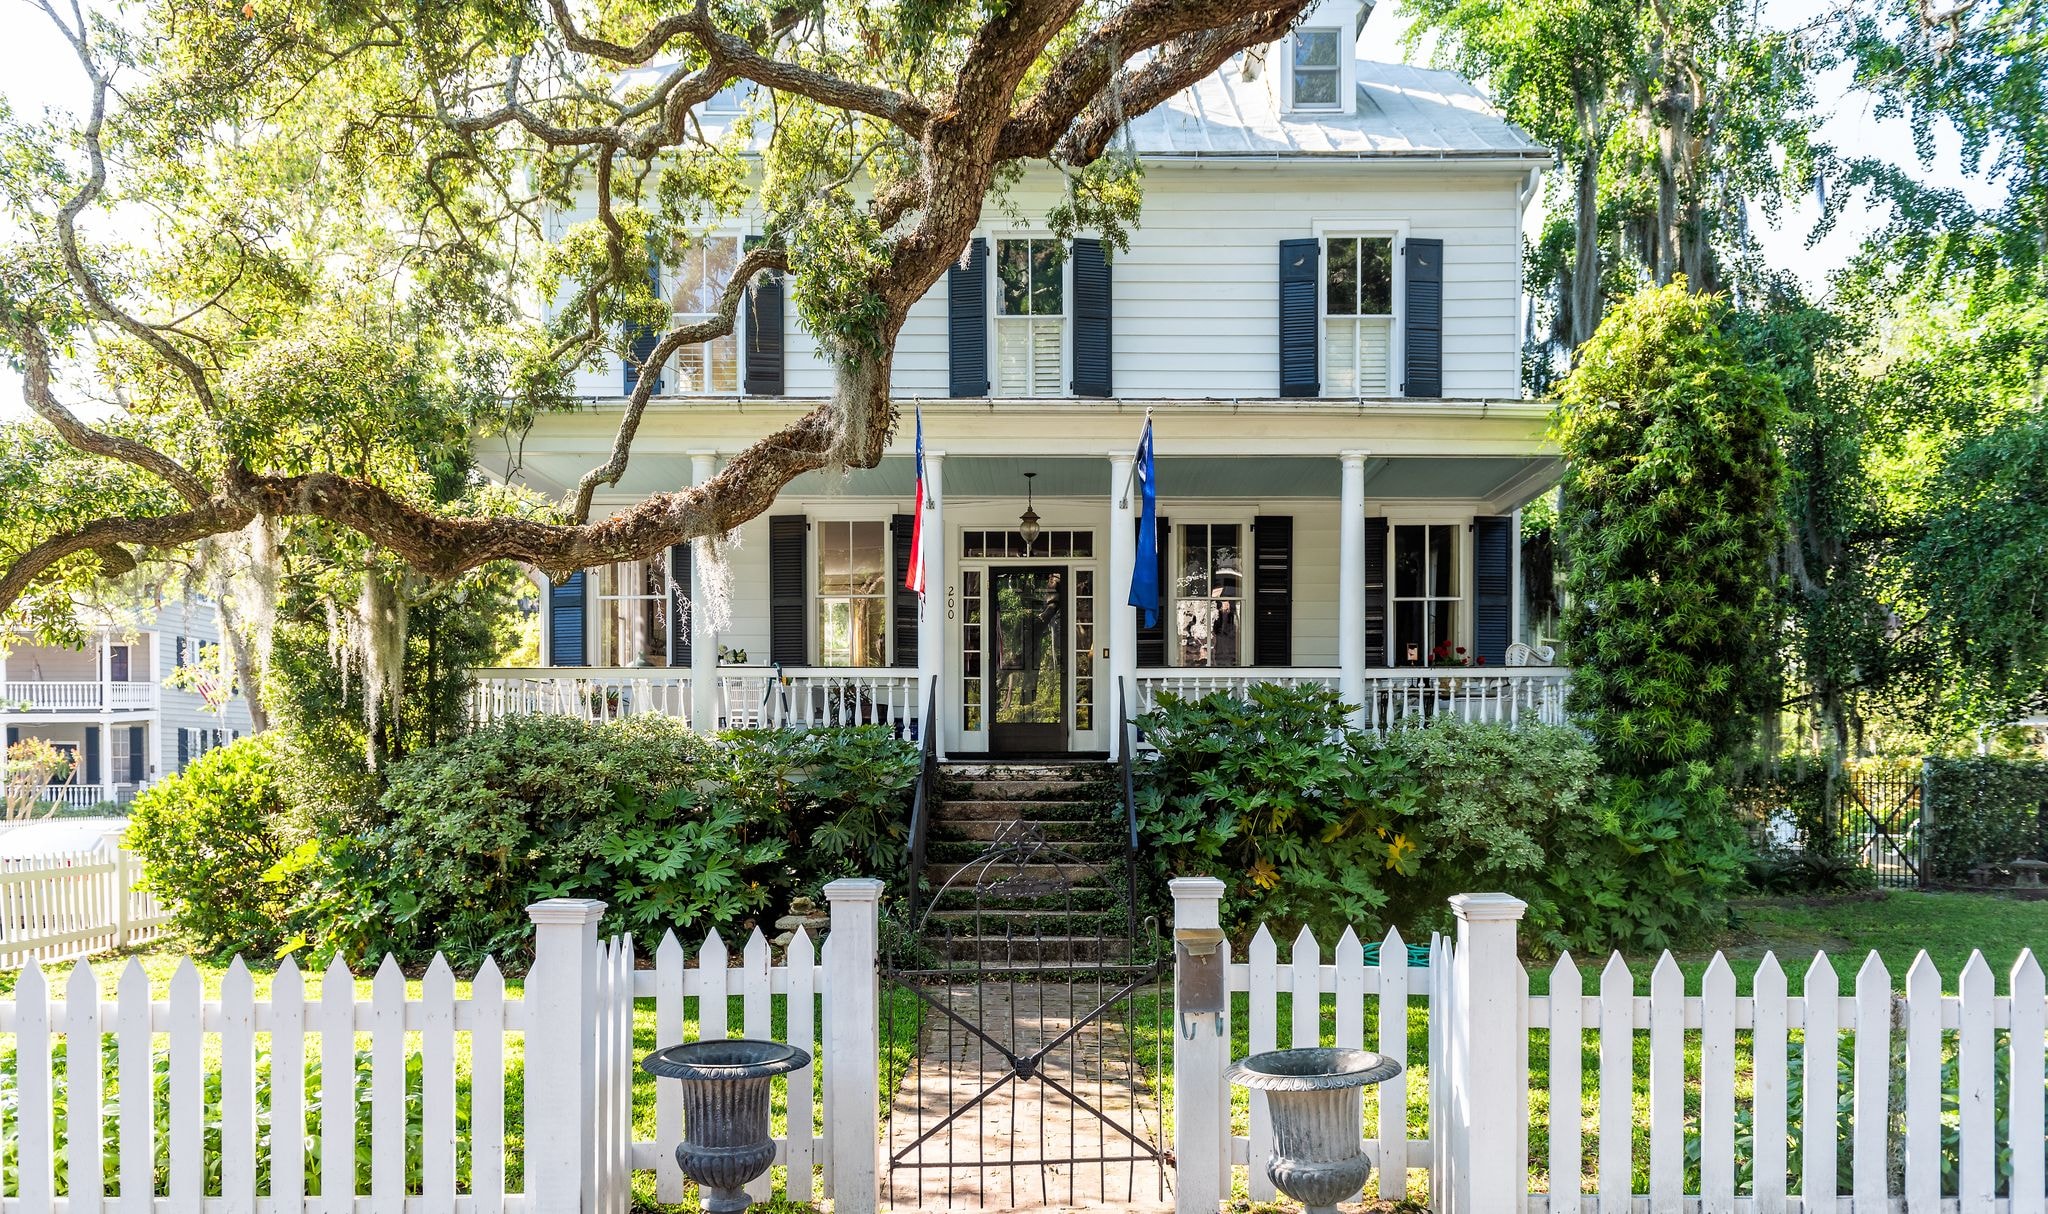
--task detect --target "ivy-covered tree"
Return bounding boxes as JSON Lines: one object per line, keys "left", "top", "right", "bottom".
{"left": 0, "top": 0, "right": 1313, "bottom": 627}
{"left": 1553, "top": 281, "right": 1787, "bottom": 784}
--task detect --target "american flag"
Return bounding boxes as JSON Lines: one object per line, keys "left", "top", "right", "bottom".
{"left": 192, "top": 664, "right": 230, "bottom": 714}
{"left": 904, "top": 406, "right": 927, "bottom": 595}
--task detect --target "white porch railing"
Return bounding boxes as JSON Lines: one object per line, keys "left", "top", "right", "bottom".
{"left": 716, "top": 667, "right": 920, "bottom": 734}
{"left": 470, "top": 667, "right": 692, "bottom": 726}
{"left": 3, "top": 680, "right": 154, "bottom": 711}
{"left": 1134, "top": 667, "right": 1342, "bottom": 715}
{"left": 1135, "top": 665, "right": 1570, "bottom": 731}
{"left": 32, "top": 783, "right": 133, "bottom": 810}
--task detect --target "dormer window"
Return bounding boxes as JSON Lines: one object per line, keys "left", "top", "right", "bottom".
{"left": 1291, "top": 29, "right": 1343, "bottom": 109}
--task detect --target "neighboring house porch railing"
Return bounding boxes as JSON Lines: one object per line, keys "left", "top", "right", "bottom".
{"left": 32, "top": 783, "right": 137, "bottom": 810}
{"left": 1136, "top": 665, "right": 1570, "bottom": 731}
{"left": 3, "top": 680, "right": 155, "bottom": 711}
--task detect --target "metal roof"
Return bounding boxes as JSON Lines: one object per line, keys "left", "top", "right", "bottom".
{"left": 1120, "top": 57, "right": 1548, "bottom": 160}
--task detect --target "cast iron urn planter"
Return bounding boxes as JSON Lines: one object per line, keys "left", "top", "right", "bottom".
{"left": 641, "top": 1039, "right": 811, "bottom": 1213}
{"left": 1227, "top": 1046, "right": 1404, "bottom": 1214}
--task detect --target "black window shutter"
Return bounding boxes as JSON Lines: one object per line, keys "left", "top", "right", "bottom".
{"left": 176, "top": 728, "right": 189, "bottom": 771}
{"left": 1252, "top": 516, "right": 1294, "bottom": 667}
{"left": 624, "top": 249, "right": 664, "bottom": 396}
{"left": 1279, "top": 238, "right": 1320, "bottom": 397}
{"left": 742, "top": 235, "right": 784, "bottom": 395}
{"left": 1473, "top": 515, "right": 1513, "bottom": 666}
{"left": 548, "top": 571, "right": 587, "bottom": 667}
{"left": 1363, "top": 516, "right": 1389, "bottom": 666}
{"left": 174, "top": 636, "right": 188, "bottom": 667}
{"left": 1135, "top": 516, "right": 1171, "bottom": 666}
{"left": 5, "top": 726, "right": 16, "bottom": 747}
{"left": 128, "top": 726, "right": 145, "bottom": 783}
{"left": 891, "top": 514, "right": 918, "bottom": 668}
{"left": 84, "top": 728, "right": 100, "bottom": 785}
{"left": 668, "top": 544, "right": 692, "bottom": 667}
{"left": 1070, "top": 237, "right": 1112, "bottom": 398}
{"left": 1403, "top": 238, "right": 1443, "bottom": 397}
{"left": 948, "top": 238, "right": 989, "bottom": 397}
{"left": 769, "top": 515, "right": 808, "bottom": 665}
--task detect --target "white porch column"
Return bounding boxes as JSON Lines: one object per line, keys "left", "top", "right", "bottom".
{"left": 1339, "top": 452, "right": 1368, "bottom": 730}
{"left": 688, "top": 451, "right": 719, "bottom": 734}
{"left": 916, "top": 451, "right": 945, "bottom": 756}
{"left": 1108, "top": 451, "right": 1137, "bottom": 761}
{"left": 97, "top": 629, "right": 114, "bottom": 798}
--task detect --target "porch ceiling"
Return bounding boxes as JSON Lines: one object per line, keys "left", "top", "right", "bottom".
{"left": 556, "top": 453, "right": 1560, "bottom": 507}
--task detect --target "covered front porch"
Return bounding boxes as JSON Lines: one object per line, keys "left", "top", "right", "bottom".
{"left": 479, "top": 414, "right": 1568, "bottom": 754}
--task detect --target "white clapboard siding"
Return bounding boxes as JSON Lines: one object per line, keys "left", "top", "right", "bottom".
{"left": 1520, "top": 945, "right": 2048, "bottom": 1214}
{"left": 1229, "top": 921, "right": 1441, "bottom": 1202}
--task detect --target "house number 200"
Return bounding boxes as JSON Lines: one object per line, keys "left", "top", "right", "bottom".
{"left": 946, "top": 586, "right": 956, "bottom": 621}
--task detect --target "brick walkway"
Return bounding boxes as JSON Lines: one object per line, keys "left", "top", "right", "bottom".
{"left": 882, "top": 981, "right": 1173, "bottom": 1211}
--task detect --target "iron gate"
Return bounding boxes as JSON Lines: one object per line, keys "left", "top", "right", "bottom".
{"left": 880, "top": 827, "right": 1172, "bottom": 1209}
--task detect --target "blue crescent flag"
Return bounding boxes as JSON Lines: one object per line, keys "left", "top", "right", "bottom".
{"left": 1128, "top": 419, "right": 1159, "bottom": 627}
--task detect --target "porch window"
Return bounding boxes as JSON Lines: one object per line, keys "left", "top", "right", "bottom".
{"left": 666, "top": 234, "right": 743, "bottom": 393}
{"left": 1175, "top": 523, "right": 1243, "bottom": 668}
{"left": 1391, "top": 523, "right": 1460, "bottom": 667}
{"left": 594, "top": 559, "right": 671, "bottom": 667}
{"left": 817, "top": 520, "right": 888, "bottom": 667}
{"left": 1291, "top": 29, "right": 1343, "bottom": 109}
{"left": 1324, "top": 236, "right": 1394, "bottom": 396}
{"left": 995, "top": 238, "right": 1064, "bottom": 396}
{"left": 109, "top": 644, "right": 130, "bottom": 682}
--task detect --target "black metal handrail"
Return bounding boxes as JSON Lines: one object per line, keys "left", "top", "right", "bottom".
{"left": 1119, "top": 677, "right": 1141, "bottom": 941}
{"left": 902, "top": 683, "right": 940, "bottom": 925}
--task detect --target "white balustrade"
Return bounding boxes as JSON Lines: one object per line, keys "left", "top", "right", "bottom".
{"left": 1135, "top": 666, "right": 1568, "bottom": 732}
{"left": 468, "top": 667, "right": 692, "bottom": 727}
{"left": 107, "top": 682, "right": 155, "bottom": 708}
{"left": 1, "top": 680, "right": 157, "bottom": 711}
{"left": 717, "top": 667, "right": 920, "bottom": 734}
{"left": 1134, "top": 667, "right": 1341, "bottom": 715}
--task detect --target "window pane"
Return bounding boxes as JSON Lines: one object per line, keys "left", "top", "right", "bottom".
{"left": 1392, "top": 524, "right": 1425, "bottom": 598}
{"left": 851, "top": 521, "right": 886, "bottom": 590}
{"left": 1394, "top": 601, "right": 1426, "bottom": 666}
{"left": 1429, "top": 524, "right": 1457, "bottom": 597}
{"left": 1031, "top": 240, "right": 1063, "bottom": 315}
{"left": 1360, "top": 237, "right": 1394, "bottom": 315}
{"left": 1431, "top": 602, "right": 1459, "bottom": 662}
{"left": 819, "top": 522, "right": 851, "bottom": 592}
{"left": 996, "top": 320, "right": 1030, "bottom": 394}
{"left": 1213, "top": 525, "right": 1242, "bottom": 597}
{"left": 851, "top": 596, "right": 887, "bottom": 666}
{"left": 1293, "top": 69, "right": 1339, "bottom": 106}
{"left": 820, "top": 600, "right": 853, "bottom": 666}
{"left": 1294, "top": 29, "right": 1339, "bottom": 67}
{"left": 1177, "top": 599, "right": 1242, "bottom": 668}
{"left": 998, "top": 239, "right": 1031, "bottom": 315}
{"left": 1326, "top": 237, "right": 1359, "bottom": 316}
{"left": 1031, "top": 317, "right": 1062, "bottom": 396}
{"left": 1180, "top": 526, "right": 1209, "bottom": 598}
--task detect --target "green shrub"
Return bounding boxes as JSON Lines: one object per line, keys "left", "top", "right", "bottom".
{"left": 1136, "top": 684, "right": 1740, "bottom": 951}
{"left": 125, "top": 734, "right": 310, "bottom": 958}
{"left": 1924, "top": 756, "right": 2048, "bottom": 882}
{"left": 313, "top": 716, "right": 918, "bottom": 966}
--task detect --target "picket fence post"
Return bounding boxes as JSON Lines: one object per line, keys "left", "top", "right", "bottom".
{"left": 824, "top": 877, "right": 883, "bottom": 1214}
{"left": 526, "top": 897, "right": 606, "bottom": 1213}
{"left": 1446, "top": 892, "right": 1526, "bottom": 1214}
{"left": 1170, "top": 876, "right": 1231, "bottom": 1214}
{"left": 101, "top": 827, "right": 131, "bottom": 950}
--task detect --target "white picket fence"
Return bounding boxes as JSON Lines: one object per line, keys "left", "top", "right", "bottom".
{"left": 1167, "top": 882, "right": 2048, "bottom": 1214}
{"left": 0, "top": 843, "right": 167, "bottom": 969}
{"left": 0, "top": 880, "right": 887, "bottom": 1214}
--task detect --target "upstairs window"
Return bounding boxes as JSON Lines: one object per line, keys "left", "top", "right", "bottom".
{"left": 1391, "top": 523, "right": 1459, "bottom": 667}
{"left": 1176, "top": 523, "right": 1244, "bottom": 668}
{"left": 995, "top": 238, "right": 1064, "bottom": 396}
{"left": 1291, "top": 29, "right": 1342, "bottom": 109}
{"left": 666, "top": 235, "right": 743, "bottom": 393}
{"left": 1325, "top": 235, "right": 1395, "bottom": 396}
{"left": 817, "top": 520, "right": 888, "bottom": 667}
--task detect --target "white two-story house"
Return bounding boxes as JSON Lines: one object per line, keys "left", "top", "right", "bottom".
{"left": 2, "top": 597, "right": 254, "bottom": 809}
{"left": 473, "top": 0, "right": 1566, "bottom": 758}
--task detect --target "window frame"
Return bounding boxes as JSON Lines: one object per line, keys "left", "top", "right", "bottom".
{"left": 988, "top": 232, "right": 1070, "bottom": 399}
{"left": 591, "top": 557, "right": 673, "bottom": 668}
{"left": 1385, "top": 518, "right": 1467, "bottom": 668}
{"left": 1171, "top": 519, "right": 1252, "bottom": 669}
{"left": 663, "top": 230, "right": 748, "bottom": 395}
{"left": 1287, "top": 26, "right": 1346, "bottom": 111}
{"left": 1311, "top": 220, "right": 1408, "bottom": 399}
{"left": 810, "top": 513, "right": 893, "bottom": 669}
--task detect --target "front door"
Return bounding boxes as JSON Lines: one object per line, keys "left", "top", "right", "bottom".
{"left": 989, "top": 566, "right": 1066, "bottom": 754}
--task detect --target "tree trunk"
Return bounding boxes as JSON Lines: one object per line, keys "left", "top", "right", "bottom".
{"left": 1569, "top": 100, "right": 1606, "bottom": 352}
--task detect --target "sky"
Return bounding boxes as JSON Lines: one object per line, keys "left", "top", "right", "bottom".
{"left": 0, "top": 0, "right": 2007, "bottom": 420}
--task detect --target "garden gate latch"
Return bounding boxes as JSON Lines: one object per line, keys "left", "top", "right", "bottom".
{"left": 1175, "top": 926, "right": 1227, "bottom": 1039}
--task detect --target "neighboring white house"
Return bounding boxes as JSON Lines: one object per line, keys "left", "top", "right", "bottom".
{"left": 473, "top": 0, "right": 1567, "bottom": 756}
{"left": 1, "top": 596, "right": 254, "bottom": 809}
